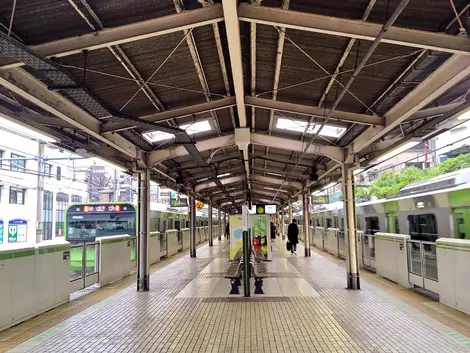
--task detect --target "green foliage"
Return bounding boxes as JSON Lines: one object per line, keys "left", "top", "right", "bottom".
{"left": 354, "top": 185, "right": 369, "bottom": 201}
{"left": 366, "top": 154, "right": 470, "bottom": 199}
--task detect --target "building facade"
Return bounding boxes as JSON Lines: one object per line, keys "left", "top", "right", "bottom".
{"left": 0, "top": 126, "right": 88, "bottom": 245}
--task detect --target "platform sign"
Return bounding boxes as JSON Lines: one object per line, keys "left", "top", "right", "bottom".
{"left": 250, "top": 214, "right": 271, "bottom": 260}
{"left": 8, "top": 219, "right": 27, "bottom": 243}
{"left": 229, "top": 215, "right": 244, "bottom": 260}
{"left": 0, "top": 220, "right": 3, "bottom": 243}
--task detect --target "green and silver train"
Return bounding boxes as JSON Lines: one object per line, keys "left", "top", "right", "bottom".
{"left": 65, "top": 203, "right": 218, "bottom": 243}
{"left": 308, "top": 168, "right": 470, "bottom": 241}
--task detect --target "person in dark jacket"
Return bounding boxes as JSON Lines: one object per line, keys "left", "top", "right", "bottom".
{"left": 270, "top": 222, "right": 276, "bottom": 240}
{"left": 287, "top": 219, "right": 299, "bottom": 254}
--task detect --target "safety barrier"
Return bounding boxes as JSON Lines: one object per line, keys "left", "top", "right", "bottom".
{"left": 182, "top": 228, "right": 190, "bottom": 250}
{"left": 0, "top": 241, "right": 72, "bottom": 332}
{"left": 70, "top": 241, "right": 100, "bottom": 291}
{"left": 97, "top": 235, "right": 134, "bottom": 287}
{"left": 149, "top": 231, "right": 162, "bottom": 263}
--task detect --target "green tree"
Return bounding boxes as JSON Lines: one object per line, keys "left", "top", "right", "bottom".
{"left": 367, "top": 153, "right": 470, "bottom": 199}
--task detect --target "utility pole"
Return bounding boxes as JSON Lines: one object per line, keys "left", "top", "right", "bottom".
{"left": 35, "top": 142, "right": 45, "bottom": 243}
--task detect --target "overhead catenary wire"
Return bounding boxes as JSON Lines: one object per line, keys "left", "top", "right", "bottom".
{"left": 271, "top": 0, "right": 411, "bottom": 203}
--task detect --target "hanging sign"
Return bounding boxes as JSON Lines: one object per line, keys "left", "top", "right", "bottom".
{"left": 196, "top": 201, "right": 204, "bottom": 211}
{"left": 0, "top": 220, "right": 3, "bottom": 243}
{"left": 8, "top": 219, "right": 28, "bottom": 243}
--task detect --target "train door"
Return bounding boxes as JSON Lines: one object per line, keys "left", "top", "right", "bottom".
{"left": 386, "top": 213, "right": 399, "bottom": 233}
{"left": 452, "top": 207, "right": 470, "bottom": 239}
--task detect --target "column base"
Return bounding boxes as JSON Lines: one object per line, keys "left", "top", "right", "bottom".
{"left": 137, "top": 276, "right": 150, "bottom": 292}
{"left": 209, "top": 241, "right": 213, "bottom": 247}
{"left": 304, "top": 247, "right": 311, "bottom": 257}
{"left": 190, "top": 249, "right": 196, "bottom": 258}
{"left": 347, "top": 272, "right": 360, "bottom": 290}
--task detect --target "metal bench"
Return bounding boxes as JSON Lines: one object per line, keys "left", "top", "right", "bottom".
{"left": 251, "top": 261, "right": 268, "bottom": 294}
{"left": 224, "top": 261, "right": 243, "bottom": 294}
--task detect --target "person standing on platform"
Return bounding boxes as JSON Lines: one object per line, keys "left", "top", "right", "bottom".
{"left": 270, "top": 222, "right": 276, "bottom": 240}
{"left": 287, "top": 219, "right": 299, "bottom": 255}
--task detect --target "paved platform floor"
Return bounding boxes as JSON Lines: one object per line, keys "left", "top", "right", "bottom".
{"left": 6, "top": 238, "right": 470, "bottom": 353}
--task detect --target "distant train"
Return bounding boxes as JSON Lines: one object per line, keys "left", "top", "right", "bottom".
{"left": 65, "top": 202, "right": 220, "bottom": 243}
{"left": 305, "top": 168, "right": 470, "bottom": 242}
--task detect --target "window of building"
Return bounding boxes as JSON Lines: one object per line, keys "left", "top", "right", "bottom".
{"left": 0, "top": 150, "right": 4, "bottom": 168}
{"left": 55, "top": 192, "right": 69, "bottom": 237}
{"left": 42, "top": 191, "right": 53, "bottom": 240}
{"left": 44, "top": 164, "right": 52, "bottom": 177}
{"left": 9, "top": 187, "right": 25, "bottom": 204}
{"left": 408, "top": 214, "right": 438, "bottom": 241}
{"left": 56, "top": 166, "right": 62, "bottom": 181}
{"left": 365, "top": 216, "right": 380, "bottom": 235}
{"left": 10, "top": 153, "right": 26, "bottom": 172}
{"left": 71, "top": 195, "right": 82, "bottom": 203}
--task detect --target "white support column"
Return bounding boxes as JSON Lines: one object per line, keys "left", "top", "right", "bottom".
{"left": 137, "top": 166, "right": 150, "bottom": 292}
{"left": 224, "top": 212, "right": 227, "bottom": 238}
{"left": 342, "top": 164, "right": 360, "bottom": 290}
{"left": 303, "top": 192, "right": 311, "bottom": 257}
{"left": 189, "top": 194, "right": 196, "bottom": 258}
{"left": 35, "top": 142, "right": 45, "bottom": 243}
{"left": 218, "top": 208, "right": 222, "bottom": 241}
{"left": 208, "top": 203, "right": 213, "bottom": 247}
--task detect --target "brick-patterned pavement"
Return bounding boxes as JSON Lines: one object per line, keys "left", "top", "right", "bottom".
{"left": 7, "top": 239, "right": 470, "bottom": 353}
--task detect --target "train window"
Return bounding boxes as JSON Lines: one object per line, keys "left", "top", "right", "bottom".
{"left": 174, "top": 220, "right": 181, "bottom": 230}
{"left": 315, "top": 218, "right": 320, "bottom": 227}
{"left": 408, "top": 214, "right": 438, "bottom": 241}
{"left": 340, "top": 218, "right": 344, "bottom": 231}
{"left": 186, "top": 220, "right": 190, "bottom": 228}
{"left": 356, "top": 216, "right": 361, "bottom": 231}
{"left": 333, "top": 216, "right": 338, "bottom": 228}
{"left": 365, "top": 217, "right": 379, "bottom": 235}
{"left": 326, "top": 218, "right": 332, "bottom": 228}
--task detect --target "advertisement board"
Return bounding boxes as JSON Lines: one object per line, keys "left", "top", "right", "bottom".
{"left": 0, "top": 220, "right": 3, "bottom": 243}
{"left": 229, "top": 215, "right": 244, "bottom": 260}
{"left": 250, "top": 214, "right": 271, "bottom": 260}
{"left": 8, "top": 219, "right": 27, "bottom": 243}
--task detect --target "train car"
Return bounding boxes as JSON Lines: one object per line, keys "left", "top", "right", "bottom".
{"left": 310, "top": 168, "right": 470, "bottom": 241}
{"left": 65, "top": 202, "right": 137, "bottom": 243}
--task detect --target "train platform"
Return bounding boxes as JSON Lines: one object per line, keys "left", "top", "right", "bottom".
{"left": 3, "top": 239, "right": 470, "bottom": 353}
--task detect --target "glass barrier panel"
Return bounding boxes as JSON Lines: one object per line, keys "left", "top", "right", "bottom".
{"left": 408, "top": 241, "right": 422, "bottom": 276}
{"left": 70, "top": 244, "right": 84, "bottom": 281}
{"left": 338, "top": 231, "right": 345, "bottom": 251}
{"left": 423, "top": 243, "right": 438, "bottom": 281}
{"left": 160, "top": 232, "right": 167, "bottom": 252}
{"left": 85, "top": 243, "right": 99, "bottom": 276}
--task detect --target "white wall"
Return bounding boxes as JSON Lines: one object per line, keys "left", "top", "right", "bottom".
{"left": 0, "top": 122, "right": 88, "bottom": 246}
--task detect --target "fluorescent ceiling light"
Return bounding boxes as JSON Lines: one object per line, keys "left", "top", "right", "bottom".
{"left": 0, "top": 114, "right": 57, "bottom": 143}
{"left": 457, "top": 110, "right": 470, "bottom": 120}
{"left": 143, "top": 120, "right": 212, "bottom": 143}
{"left": 276, "top": 117, "right": 346, "bottom": 138}
{"left": 142, "top": 131, "right": 174, "bottom": 143}
{"left": 217, "top": 173, "right": 231, "bottom": 178}
{"left": 264, "top": 187, "right": 278, "bottom": 191}
{"left": 180, "top": 120, "right": 212, "bottom": 134}
{"left": 376, "top": 140, "right": 421, "bottom": 162}
{"left": 197, "top": 177, "right": 209, "bottom": 183}
{"left": 267, "top": 172, "right": 282, "bottom": 177}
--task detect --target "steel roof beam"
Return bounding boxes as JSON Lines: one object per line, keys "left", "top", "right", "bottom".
{"left": 222, "top": 0, "right": 247, "bottom": 127}
{"left": 0, "top": 68, "right": 140, "bottom": 160}
{"left": 350, "top": 55, "right": 470, "bottom": 156}
{"left": 245, "top": 96, "right": 383, "bottom": 126}
{"left": 186, "top": 166, "right": 245, "bottom": 182}
{"left": 238, "top": 4, "right": 470, "bottom": 55}
{"left": 251, "top": 166, "right": 309, "bottom": 180}
{"left": 149, "top": 134, "right": 236, "bottom": 166}
{"left": 250, "top": 152, "right": 318, "bottom": 169}
{"left": 251, "top": 133, "right": 344, "bottom": 163}
{"left": 101, "top": 97, "right": 236, "bottom": 133}
{"left": 0, "top": 6, "right": 224, "bottom": 70}
{"left": 195, "top": 175, "right": 244, "bottom": 193}
{"left": 168, "top": 151, "right": 241, "bottom": 173}
{"left": 251, "top": 174, "right": 302, "bottom": 190}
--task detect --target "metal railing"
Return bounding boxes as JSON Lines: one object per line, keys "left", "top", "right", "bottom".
{"left": 407, "top": 240, "right": 438, "bottom": 282}
{"left": 70, "top": 241, "right": 100, "bottom": 284}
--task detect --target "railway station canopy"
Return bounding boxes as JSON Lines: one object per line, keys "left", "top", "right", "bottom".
{"left": 0, "top": 0, "right": 469, "bottom": 212}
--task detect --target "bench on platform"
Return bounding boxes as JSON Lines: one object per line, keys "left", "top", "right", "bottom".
{"left": 224, "top": 261, "right": 242, "bottom": 294}
{"left": 251, "top": 261, "right": 268, "bottom": 294}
